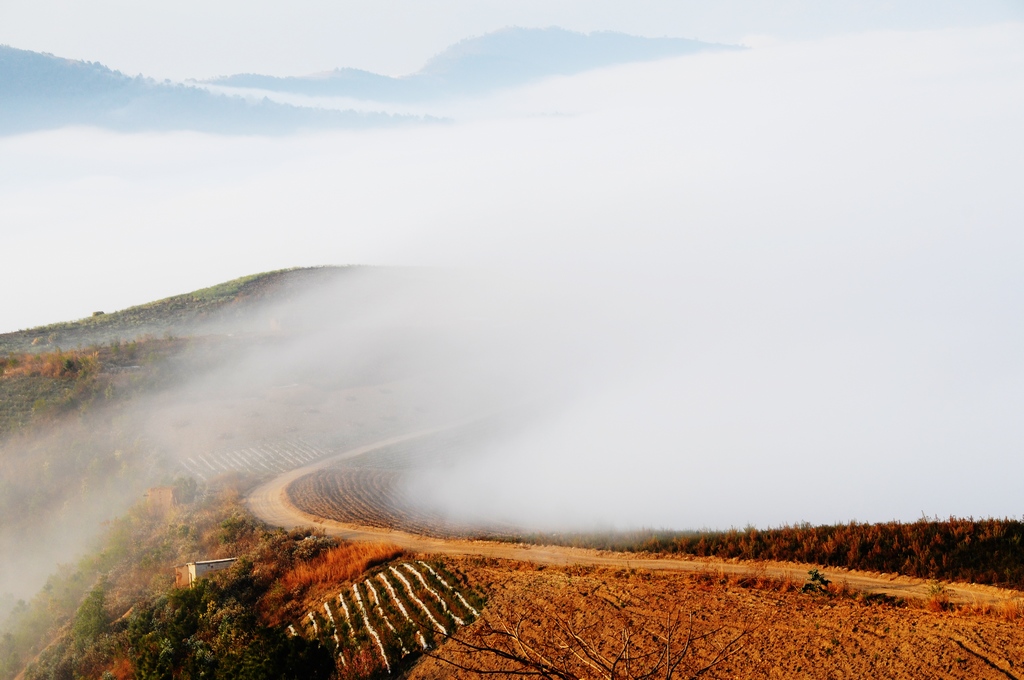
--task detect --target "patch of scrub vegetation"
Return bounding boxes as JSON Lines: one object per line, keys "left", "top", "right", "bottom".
{"left": 0, "top": 338, "right": 189, "bottom": 438}
{"left": 0, "top": 482, "right": 402, "bottom": 680}
{"left": 0, "top": 266, "right": 348, "bottom": 355}
{"left": 0, "top": 336, "right": 238, "bottom": 562}
{"left": 520, "top": 518, "right": 1024, "bottom": 590}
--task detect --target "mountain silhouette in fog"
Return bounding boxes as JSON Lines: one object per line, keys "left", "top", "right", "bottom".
{"left": 0, "top": 46, "right": 409, "bottom": 135}
{"left": 207, "top": 27, "right": 737, "bottom": 101}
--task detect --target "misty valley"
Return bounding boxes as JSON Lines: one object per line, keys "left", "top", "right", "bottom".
{"left": 3, "top": 9, "right": 1024, "bottom": 679}
{"left": 2, "top": 268, "right": 1023, "bottom": 678}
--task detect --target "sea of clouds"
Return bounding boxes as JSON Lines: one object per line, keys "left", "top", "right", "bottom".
{"left": 2, "top": 24, "right": 1023, "bottom": 529}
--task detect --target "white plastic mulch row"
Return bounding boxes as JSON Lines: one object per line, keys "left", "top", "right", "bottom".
{"left": 389, "top": 566, "right": 447, "bottom": 635}
{"left": 291, "top": 561, "right": 476, "bottom": 671}
{"left": 323, "top": 602, "right": 346, "bottom": 666}
{"left": 353, "top": 583, "right": 391, "bottom": 673}
{"left": 417, "top": 560, "right": 479, "bottom": 618}
{"left": 378, "top": 573, "right": 429, "bottom": 650}
{"left": 365, "top": 579, "right": 409, "bottom": 656}
{"left": 182, "top": 438, "right": 330, "bottom": 478}
{"left": 403, "top": 563, "right": 465, "bottom": 625}
{"left": 182, "top": 459, "right": 207, "bottom": 481}
{"left": 337, "top": 591, "right": 355, "bottom": 644}
{"left": 243, "top": 447, "right": 284, "bottom": 472}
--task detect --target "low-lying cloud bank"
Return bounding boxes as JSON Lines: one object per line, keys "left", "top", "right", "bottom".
{"left": 2, "top": 24, "right": 1023, "bottom": 531}
{"left": 203, "top": 27, "right": 736, "bottom": 102}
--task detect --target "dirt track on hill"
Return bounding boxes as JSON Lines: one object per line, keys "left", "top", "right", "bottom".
{"left": 246, "top": 430, "right": 1024, "bottom": 608}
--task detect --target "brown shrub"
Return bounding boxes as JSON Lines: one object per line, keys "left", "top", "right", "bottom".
{"left": 105, "top": 657, "right": 134, "bottom": 680}
{"left": 280, "top": 542, "right": 404, "bottom": 593}
{"left": 649, "top": 517, "right": 1024, "bottom": 590}
{"left": 2, "top": 349, "right": 99, "bottom": 379}
{"left": 1001, "top": 599, "right": 1024, "bottom": 622}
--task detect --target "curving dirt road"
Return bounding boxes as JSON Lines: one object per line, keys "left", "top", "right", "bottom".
{"left": 246, "top": 430, "right": 1023, "bottom": 608}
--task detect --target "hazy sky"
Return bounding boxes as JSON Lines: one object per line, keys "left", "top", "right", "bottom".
{"left": 0, "top": 1, "right": 1021, "bottom": 79}
{"left": 3, "top": 21, "right": 1022, "bottom": 334}
{"left": 2, "top": 7, "right": 1024, "bottom": 528}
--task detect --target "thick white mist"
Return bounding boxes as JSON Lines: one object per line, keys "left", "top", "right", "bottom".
{"left": 3, "top": 0, "right": 1020, "bottom": 80}
{"left": 2, "top": 25, "right": 1023, "bottom": 531}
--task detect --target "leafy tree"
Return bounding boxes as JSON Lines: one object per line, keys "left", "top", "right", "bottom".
{"left": 72, "top": 582, "right": 108, "bottom": 649}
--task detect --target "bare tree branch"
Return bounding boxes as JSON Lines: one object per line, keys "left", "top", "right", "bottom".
{"left": 427, "top": 600, "right": 755, "bottom": 680}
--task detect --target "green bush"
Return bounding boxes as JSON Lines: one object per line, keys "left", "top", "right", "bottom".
{"left": 72, "top": 583, "right": 109, "bottom": 649}
{"left": 801, "top": 569, "right": 831, "bottom": 595}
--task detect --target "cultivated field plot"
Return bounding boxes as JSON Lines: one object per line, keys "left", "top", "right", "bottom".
{"left": 0, "top": 374, "right": 73, "bottom": 435}
{"left": 287, "top": 468, "right": 483, "bottom": 537}
{"left": 181, "top": 437, "right": 332, "bottom": 481}
{"left": 287, "top": 422, "right": 518, "bottom": 538}
{"left": 411, "top": 558, "right": 1024, "bottom": 680}
{"left": 294, "top": 560, "right": 482, "bottom": 676}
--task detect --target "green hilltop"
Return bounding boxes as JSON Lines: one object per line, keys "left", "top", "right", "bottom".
{"left": 0, "top": 266, "right": 347, "bottom": 355}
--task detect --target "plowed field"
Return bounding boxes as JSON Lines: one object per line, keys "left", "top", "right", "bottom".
{"left": 410, "top": 558, "right": 1024, "bottom": 680}
{"left": 288, "top": 468, "right": 434, "bottom": 534}
{"left": 284, "top": 420, "right": 517, "bottom": 538}
{"left": 287, "top": 467, "right": 513, "bottom": 538}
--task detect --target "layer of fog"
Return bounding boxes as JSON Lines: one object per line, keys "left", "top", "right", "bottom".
{"left": 3, "top": 0, "right": 1021, "bottom": 80}
{"left": 2, "top": 25, "right": 1024, "bottom": 540}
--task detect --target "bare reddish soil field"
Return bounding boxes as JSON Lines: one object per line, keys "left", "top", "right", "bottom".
{"left": 410, "top": 557, "right": 1024, "bottom": 679}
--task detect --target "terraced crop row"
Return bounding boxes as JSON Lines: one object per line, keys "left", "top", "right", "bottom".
{"left": 180, "top": 438, "right": 330, "bottom": 481}
{"left": 287, "top": 468, "right": 480, "bottom": 537}
{"left": 293, "top": 561, "right": 481, "bottom": 676}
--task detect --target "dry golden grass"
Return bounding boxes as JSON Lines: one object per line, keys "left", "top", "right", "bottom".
{"left": 280, "top": 542, "right": 404, "bottom": 592}
{"left": 961, "top": 598, "right": 1024, "bottom": 622}
{"left": 0, "top": 349, "right": 99, "bottom": 379}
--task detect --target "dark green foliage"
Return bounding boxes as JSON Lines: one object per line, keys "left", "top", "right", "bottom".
{"left": 127, "top": 580, "right": 334, "bottom": 680}
{"left": 219, "top": 513, "right": 262, "bottom": 545}
{"left": 72, "top": 582, "right": 109, "bottom": 648}
{"left": 218, "top": 628, "right": 336, "bottom": 680}
{"left": 173, "top": 477, "right": 199, "bottom": 505}
{"left": 801, "top": 569, "right": 831, "bottom": 595}
{"left": 8, "top": 492, "right": 345, "bottom": 680}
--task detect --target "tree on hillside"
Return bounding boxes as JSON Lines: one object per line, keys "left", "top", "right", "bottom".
{"left": 72, "top": 581, "right": 109, "bottom": 650}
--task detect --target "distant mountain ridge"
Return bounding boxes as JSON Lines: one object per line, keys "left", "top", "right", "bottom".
{"left": 207, "top": 27, "right": 738, "bottom": 101}
{"left": 0, "top": 28, "right": 735, "bottom": 135}
{"left": 0, "top": 46, "right": 410, "bottom": 135}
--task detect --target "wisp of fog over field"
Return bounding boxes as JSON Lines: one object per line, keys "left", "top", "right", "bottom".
{"left": 3, "top": 23, "right": 1024, "bottom": 533}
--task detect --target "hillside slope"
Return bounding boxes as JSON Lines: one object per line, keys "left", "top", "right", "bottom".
{"left": 0, "top": 267, "right": 356, "bottom": 605}
{"left": 0, "top": 47, "right": 412, "bottom": 135}
{"left": 207, "top": 27, "right": 738, "bottom": 101}
{"left": 0, "top": 267, "right": 352, "bottom": 355}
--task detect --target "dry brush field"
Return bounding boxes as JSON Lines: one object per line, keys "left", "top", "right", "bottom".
{"left": 411, "top": 557, "right": 1024, "bottom": 680}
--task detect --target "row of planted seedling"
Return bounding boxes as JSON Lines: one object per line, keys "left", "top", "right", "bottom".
{"left": 292, "top": 560, "right": 480, "bottom": 674}
{"left": 182, "top": 437, "right": 330, "bottom": 480}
